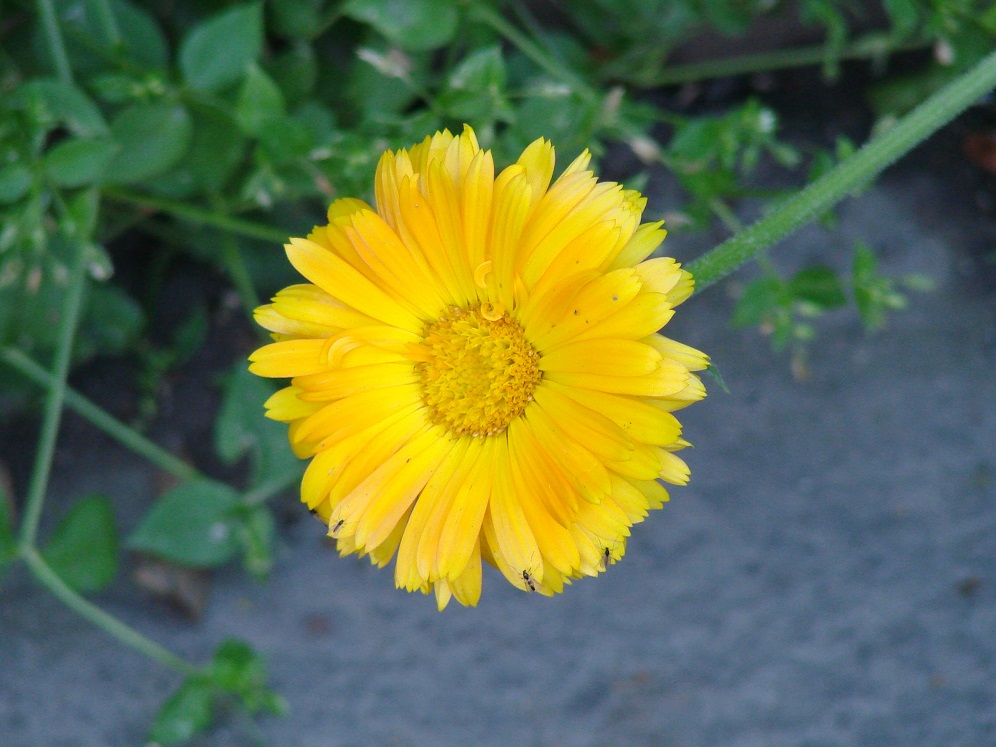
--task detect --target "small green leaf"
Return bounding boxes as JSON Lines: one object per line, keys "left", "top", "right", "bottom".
{"left": 44, "top": 138, "right": 119, "bottom": 188}
{"left": 184, "top": 108, "right": 247, "bottom": 193}
{"left": 883, "top": 0, "right": 921, "bottom": 40}
{"left": 343, "top": 0, "right": 458, "bottom": 51}
{"left": 42, "top": 494, "right": 118, "bottom": 594}
{"left": 236, "top": 505, "right": 275, "bottom": 580}
{"left": 270, "top": 0, "right": 326, "bottom": 39}
{"left": 789, "top": 265, "right": 847, "bottom": 310}
{"left": 65, "top": 188, "right": 100, "bottom": 241}
{"left": 731, "top": 275, "right": 785, "bottom": 328}
{"left": 0, "top": 164, "right": 32, "bottom": 204}
{"left": 703, "top": 362, "right": 730, "bottom": 395}
{"left": 148, "top": 677, "right": 215, "bottom": 745}
{"left": 267, "top": 44, "right": 318, "bottom": 105}
{"left": 210, "top": 639, "right": 287, "bottom": 715}
{"left": 76, "top": 283, "right": 144, "bottom": 360}
{"left": 235, "top": 63, "right": 286, "bottom": 137}
{"left": 215, "top": 364, "right": 276, "bottom": 464}
{"left": 104, "top": 0, "right": 170, "bottom": 70}
{"left": 211, "top": 639, "right": 261, "bottom": 692}
{"left": 180, "top": 3, "right": 264, "bottom": 91}
{"left": 440, "top": 46, "right": 512, "bottom": 124}
{"left": 127, "top": 480, "right": 240, "bottom": 568}
{"left": 11, "top": 80, "right": 109, "bottom": 137}
{"left": 215, "top": 363, "right": 301, "bottom": 487}
{"left": 103, "top": 102, "right": 192, "bottom": 184}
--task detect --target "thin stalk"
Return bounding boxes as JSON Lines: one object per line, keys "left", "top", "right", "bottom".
{"left": 222, "top": 235, "right": 262, "bottom": 318}
{"left": 687, "top": 49, "right": 996, "bottom": 293}
{"left": 35, "top": 0, "right": 72, "bottom": 83}
{"left": 471, "top": 2, "right": 596, "bottom": 104}
{"left": 643, "top": 36, "right": 930, "bottom": 88}
{"left": 0, "top": 348, "right": 200, "bottom": 483}
{"left": 210, "top": 195, "right": 262, "bottom": 319}
{"left": 242, "top": 468, "right": 302, "bottom": 507}
{"left": 23, "top": 546, "right": 199, "bottom": 678}
{"left": 19, "top": 249, "right": 87, "bottom": 549}
{"left": 102, "top": 187, "right": 289, "bottom": 244}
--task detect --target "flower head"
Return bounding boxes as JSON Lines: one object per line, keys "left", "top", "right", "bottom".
{"left": 250, "top": 126, "right": 707, "bottom": 609}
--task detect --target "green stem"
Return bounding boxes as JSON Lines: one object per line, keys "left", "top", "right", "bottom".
{"left": 708, "top": 197, "right": 745, "bottom": 234}
{"left": 642, "top": 36, "right": 929, "bottom": 88}
{"left": 242, "top": 468, "right": 302, "bottom": 507}
{"left": 210, "top": 195, "right": 262, "bottom": 318}
{"left": 471, "top": 2, "right": 596, "bottom": 104}
{"left": 686, "top": 49, "right": 996, "bottom": 293}
{"left": 102, "top": 187, "right": 289, "bottom": 244}
{"left": 22, "top": 546, "right": 199, "bottom": 678}
{"left": 0, "top": 348, "right": 200, "bottom": 483}
{"left": 35, "top": 0, "right": 72, "bottom": 83}
{"left": 19, "top": 249, "right": 88, "bottom": 549}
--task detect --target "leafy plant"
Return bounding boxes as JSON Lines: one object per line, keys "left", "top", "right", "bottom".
{"left": 0, "top": 0, "right": 992, "bottom": 742}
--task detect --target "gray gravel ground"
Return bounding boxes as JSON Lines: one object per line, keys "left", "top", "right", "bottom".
{"left": 2, "top": 128, "right": 995, "bottom": 746}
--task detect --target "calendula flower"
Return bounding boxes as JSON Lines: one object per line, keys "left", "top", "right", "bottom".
{"left": 249, "top": 125, "right": 707, "bottom": 609}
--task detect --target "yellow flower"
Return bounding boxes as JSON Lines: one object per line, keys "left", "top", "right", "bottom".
{"left": 249, "top": 126, "right": 707, "bottom": 609}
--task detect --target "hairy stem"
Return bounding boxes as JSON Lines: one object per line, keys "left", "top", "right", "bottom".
{"left": 687, "top": 50, "right": 996, "bottom": 292}
{"left": 102, "top": 187, "right": 289, "bottom": 244}
{"left": 19, "top": 249, "right": 87, "bottom": 549}
{"left": 642, "top": 36, "right": 929, "bottom": 88}
{"left": 0, "top": 348, "right": 200, "bottom": 483}
{"left": 23, "top": 547, "right": 199, "bottom": 678}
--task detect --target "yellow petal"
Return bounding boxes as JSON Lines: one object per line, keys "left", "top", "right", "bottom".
{"left": 293, "top": 362, "right": 417, "bottom": 402}
{"left": 544, "top": 380, "right": 682, "bottom": 446}
{"left": 539, "top": 338, "right": 662, "bottom": 377}
{"left": 285, "top": 237, "right": 423, "bottom": 333}
{"left": 488, "top": 439, "right": 543, "bottom": 582}
{"left": 248, "top": 339, "right": 328, "bottom": 378}
{"left": 436, "top": 436, "right": 498, "bottom": 581}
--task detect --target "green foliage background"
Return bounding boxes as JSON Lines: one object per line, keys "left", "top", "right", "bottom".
{"left": 0, "top": 0, "right": 992, "bottom": 742}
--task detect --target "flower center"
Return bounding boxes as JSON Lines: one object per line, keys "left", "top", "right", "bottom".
{"left": 417, "top": 306, "right": 541, "bottom": 437}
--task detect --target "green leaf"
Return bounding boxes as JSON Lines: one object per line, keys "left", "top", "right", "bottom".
{"left": 267, "top": 44, "right": 318, "bottom": 105}
{"left": 43, "top": 138, "right": 119, "bottom": 188}
{"left": 42, "top": 494, "right": 118, "bottom": 594}
{"left": 732, "top": 275, "right": 785, "bottom": 328}
{"left": 103, "top": 102, "right": 192, "bottom": 184}
{"left": 180, "top": 3, "right": 264, "bottom": 91}
{"left": 215, "top": 364, "right": 275, "bottom": 464}
{"left": 343, "top": 0, "right": 459, "bottom": 51}
{"left": 104, "top": 0, "right": 170, "bottom": 69}
{"left": 440, "top": 46, "right": 512, "bottom": 124}
{"left": 789, "top": 265, "right": 847, "bottom": 310}
{"left": 270, "top": 0, "right": 326, "bottom": 39}
{"left": 148, "top": 677, "right": 215, "bottom": 745}
{"left": 215, "top": 363, "right": 300, "bottom": 487}
{"left": 236, "top": 505, "right": 275, "bottom": 580}
{"left": 235, "top": 63, "right": 286, "bottom": 137}
{"left": 184, "top": 107, "right": 247, "bottom": 193}
{"left": 76, "top": 283, "right": 144, "bottom": 360}
{"left": 0, "top": 164, "right": 32, "bottom": 204}
{"left": 127, "top": 480, "right": 240, "bottom": 568}
{"left": 210, "top": 639, "right": 287, "bottom": 715}
{"left": 10, "top": 80, "right": 109, "bottom": 137}
{"left": 61, "top": 0, "right": 169, "bottom": 71}
{"left": 64, "top": 187, "right": 101, "bottom": 241}
{"left": 211, "top": 639, "right": 262, "bottom": 692}
{"left": 883, "top": 0, "right": 921, "bottom": 40}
